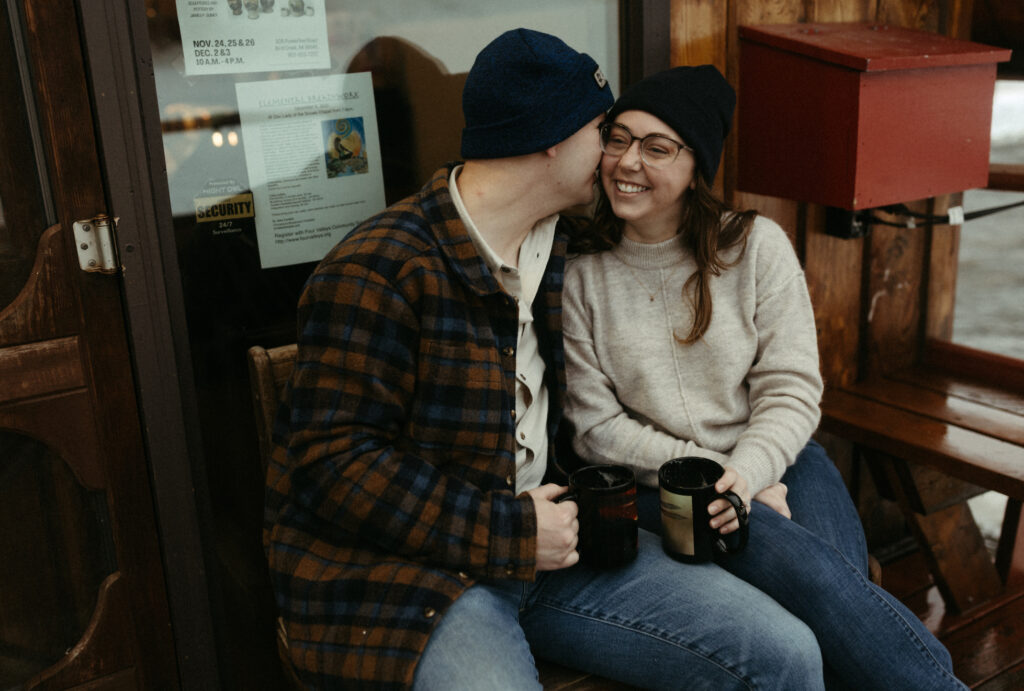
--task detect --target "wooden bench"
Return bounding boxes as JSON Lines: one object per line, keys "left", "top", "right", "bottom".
{"left": 821, "top": 338, "right": 1024, "bottom": 613}
{"left": 248, "top": 344, "right": 634, "bottom": 690}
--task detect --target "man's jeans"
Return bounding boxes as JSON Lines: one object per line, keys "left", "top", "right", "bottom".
{"left": 414, "top": 441, "right": 966, "bottom": 690}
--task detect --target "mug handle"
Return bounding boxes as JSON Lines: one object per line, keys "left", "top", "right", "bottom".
{"left": 554, "top": 491, "right": 578, "bottom": 504}
{"left": 712, "top": 490, "right": 749, "bottom": 554}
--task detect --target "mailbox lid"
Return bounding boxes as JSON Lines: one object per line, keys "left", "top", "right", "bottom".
{"left": 738, "top": 22, "right": 1011, "bottom": 72}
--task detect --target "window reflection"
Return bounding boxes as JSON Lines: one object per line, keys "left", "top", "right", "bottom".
{"left": 953, "top": 80, "right": 1024, "bottom": 359}
{"left": 144, "top": 0, "right": 619, "bottom": 524}
{"left": 989, "top": 80, "right": 1024, "bottom": 166}
{"left": 0, "top": 3, "right": 48, "bottom": 314}
{"left": 144, "top": 3, "right": 618, "bottom": 682}
{"left": 954, "top": 188, "right": 1024, "bottom": 358}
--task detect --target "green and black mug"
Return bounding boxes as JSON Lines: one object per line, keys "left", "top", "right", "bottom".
{"left": 658, "top": 457, "right": 749, "bottom": 563}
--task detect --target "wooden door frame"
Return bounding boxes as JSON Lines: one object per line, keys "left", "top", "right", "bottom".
{"left": 621, "top": 0, "right": 671, "bottom": 87}
{"left": 75, "top": 1, "right": 220, "bottom": 686}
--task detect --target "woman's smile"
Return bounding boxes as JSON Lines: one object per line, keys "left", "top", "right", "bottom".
{"left": 614, "top": 180, "right": 651, "bottom": 194}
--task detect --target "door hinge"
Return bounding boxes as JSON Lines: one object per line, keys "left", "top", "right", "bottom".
{"left": 73, "top": 214, "right": 120, "bottom": 274}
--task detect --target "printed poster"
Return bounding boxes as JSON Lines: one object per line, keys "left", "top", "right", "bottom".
{"left": 235, "top": 72, "right": 386, "bottom": 268}
{"left": 177, "top": 0, "right": 329, "bottom": 76}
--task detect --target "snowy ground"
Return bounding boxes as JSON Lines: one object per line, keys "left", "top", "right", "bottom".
{"left": 955, "top": 80, "right": 1024, "bottom": 552}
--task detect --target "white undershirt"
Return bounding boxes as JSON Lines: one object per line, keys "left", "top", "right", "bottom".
{"left": 450, "top": 166, "right": 555, "bottom": 494}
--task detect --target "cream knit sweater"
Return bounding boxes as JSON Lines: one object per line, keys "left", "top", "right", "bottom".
{"left": 563, "top": 216, "right": 823, "bottom": 496}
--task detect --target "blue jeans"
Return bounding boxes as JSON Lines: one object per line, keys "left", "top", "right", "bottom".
{"left": 713, "top": 441, "right": 966, "bottom": 690}
{"left": 414, "top": 441, "right": 966, "bottom": 690}
{"left": 414, "top": 528, "right": 823, "bottom": 690}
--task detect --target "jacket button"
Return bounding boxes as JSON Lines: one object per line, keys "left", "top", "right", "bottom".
{"left": 506, "top": 474, "right": 514, "bottom": 486}
{"left": 510, "top": 409, "right": 516, "bottom": 420}
{"left": 505, "top": 562, "right": 516, "bottom": 575}
{"left": 502, "top": 346, "right": 515, "bottom": 357}
{"left": 458, "top": 571, "right": 470, "bottom": 581}
{"left": 423, "top": 607, "right": 436, "bottom": 619}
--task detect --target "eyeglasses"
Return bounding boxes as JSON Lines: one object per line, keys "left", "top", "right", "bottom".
{"left": 598, "top": 122, "right": 692, "bottom": 168}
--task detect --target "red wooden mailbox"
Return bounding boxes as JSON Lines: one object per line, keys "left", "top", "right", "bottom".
{"left": 737, "top": 23, "right": 1011, "bottom": 210}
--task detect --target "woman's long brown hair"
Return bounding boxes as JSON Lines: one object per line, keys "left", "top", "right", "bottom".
{"left": 566, "top": 176, "right": 757, "bottom": 343}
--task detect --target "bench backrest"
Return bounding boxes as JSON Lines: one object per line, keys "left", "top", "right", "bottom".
{"left": 247, "top": 343, "right": 298, "bottom": 474}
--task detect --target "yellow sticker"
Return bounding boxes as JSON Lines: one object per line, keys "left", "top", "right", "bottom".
{"left": 194, "top": 192, "right": 255, "bottom": 222}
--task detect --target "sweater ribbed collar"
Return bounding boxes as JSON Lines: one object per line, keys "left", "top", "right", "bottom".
{"left": 613, "top": 233, "right": 688, "bottom": 271}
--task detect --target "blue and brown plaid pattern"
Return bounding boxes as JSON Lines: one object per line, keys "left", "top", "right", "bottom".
{"left": 264, "top": 165, "right": 568, "bottom": 688}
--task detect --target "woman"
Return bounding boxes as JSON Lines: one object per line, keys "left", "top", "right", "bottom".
{"left": 563, "top": 65, "right": 966, "bottom": 690}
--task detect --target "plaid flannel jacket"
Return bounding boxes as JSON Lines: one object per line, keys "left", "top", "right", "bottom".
{"left": 264, "top": 165, "right": 569, "bottom": 688}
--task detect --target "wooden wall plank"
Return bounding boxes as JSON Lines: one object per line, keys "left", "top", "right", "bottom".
{"left": 864, "top": 214, "right": 928, "bottom": 376}
{"left": 670, "top": 0, "right": 727, "bottom": 69}
{"left": 807, "top": 1, "right": 876, "bottom": 22}
{"left": 926, "top": 196, "right": 961, "bottom": 341}
{"left": 875, "top": 0, "right": 943, "bottom": 32}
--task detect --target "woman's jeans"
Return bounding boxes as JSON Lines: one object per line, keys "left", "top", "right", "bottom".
{"left": 414, "top": 441, "right": 967, "bottom": 690}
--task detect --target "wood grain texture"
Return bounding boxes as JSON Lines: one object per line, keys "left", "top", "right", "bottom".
{"left": 926, "top": 196, "right": 962, "bottom": 341}
{"left": 909, "top": 500, "right": 1004, "bottom": 613}
{"left": 820, "top": 388, "right": 1024, "bottom": 497}
{"left": 670, "top": 0, "right": 727, "bottom": 69}
{"left": 0, "top": 336, "right": 84, "bottom": 404}
{"left": 25, "top": 574, "right": 137, "bottom": 691}
{"left": 864, "top": 219, "right": 928, "bottom": 377}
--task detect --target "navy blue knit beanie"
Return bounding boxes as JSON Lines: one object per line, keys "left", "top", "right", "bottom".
{"left": 461, "top": 28, "right": 614, "bottom": 159}
{"left": 607, "top": 65, "right": 735, "bottom": 183}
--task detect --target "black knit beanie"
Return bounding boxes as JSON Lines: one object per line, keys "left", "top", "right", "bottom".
{"left": 461, "top": 28, "right": 614, "bottom": 159}
{"left": 606, "top": 65, "right": 735, "bottom": 183}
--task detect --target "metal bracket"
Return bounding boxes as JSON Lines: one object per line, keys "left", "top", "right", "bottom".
{"left": 73, "top": 214, "right": 120, "bottom": 274}
{"left": 824, "top": 207, "right": 871, "bottom": 239}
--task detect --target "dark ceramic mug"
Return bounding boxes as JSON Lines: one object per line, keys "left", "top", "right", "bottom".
{"left": 658, "top": 457, "right": 749, "bottom": 563}
{"left": 556, "top": 464, "right": 638, "bottom": 568}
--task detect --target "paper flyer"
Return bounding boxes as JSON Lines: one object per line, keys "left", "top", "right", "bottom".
{"left": 177, "top": 0, "right": 329, "bottom": 76}
{"left": 235, "top": 72, "right": 385, "bottom": 268}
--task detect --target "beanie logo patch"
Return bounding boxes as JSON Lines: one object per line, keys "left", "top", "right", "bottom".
{"left": 593, "top": 68, "right": 607, "bottom": 89}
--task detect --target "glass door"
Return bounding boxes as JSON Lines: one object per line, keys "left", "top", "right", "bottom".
{"left": 141, "top": 1, "right": 621, "bottom": 684}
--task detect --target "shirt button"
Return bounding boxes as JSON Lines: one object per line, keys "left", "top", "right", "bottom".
{"left": 423, "top": 607, "right": 436, "bottom": 619}
{"left": 519, "top": 432, "right": 526, "bottom": 441}
{"left": 502, "top": 346, "right": 515, "bottom": 357}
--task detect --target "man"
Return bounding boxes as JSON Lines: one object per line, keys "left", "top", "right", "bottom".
{"left": 264, "top": 28, "right": 822, "bottom": 690}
